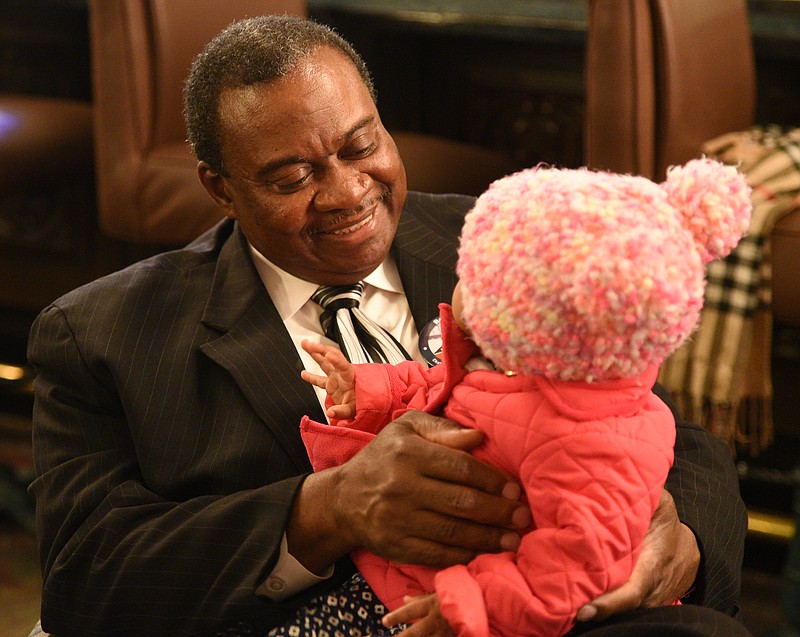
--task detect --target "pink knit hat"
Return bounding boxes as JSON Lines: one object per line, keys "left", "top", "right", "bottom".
{"left": 456, "top": 158, "right": 752, "bottom": 381}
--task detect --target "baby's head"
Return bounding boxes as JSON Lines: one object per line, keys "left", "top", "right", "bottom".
{"left": 455, "top": 159, "right": 752, "bottom": 382}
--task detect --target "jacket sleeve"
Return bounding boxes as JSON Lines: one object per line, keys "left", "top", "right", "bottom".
{"left": 655, "top": 384, "right": 748, "bottom": 614}
{"left": 435, "top": 426, "right": 673, "bottom": 637}
{"left": 27, "top": 305, "right": 347, "bottom": 637}
{"left": 333, "top": 360, "right": 446, "bottom": 431}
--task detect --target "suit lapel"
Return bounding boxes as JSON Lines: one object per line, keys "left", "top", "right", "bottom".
{"left": 195, "top": 194, "right": 472, "bottom": 469}
{"left": 199, "top": 227, "right": 323, "bottom": 472}
{"left": 393, "top": 191, "right": 471, "bottom": 328}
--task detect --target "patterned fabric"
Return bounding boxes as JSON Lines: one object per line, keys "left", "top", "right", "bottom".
{"left": 28, "top": 577, "right": 407, "bottom": 637}
{"left": 313, "top": 283, "right": 410, "bottom": 364}
{"left": 658, "top": 125, "right": 800, "bottom": 452}
{"left": 266, "top": 573, "right": 406, "bottom": 637}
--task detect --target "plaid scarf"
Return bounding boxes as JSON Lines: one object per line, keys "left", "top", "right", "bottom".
{"left": 658, "top": 126, "right": 800, "bottom": 454}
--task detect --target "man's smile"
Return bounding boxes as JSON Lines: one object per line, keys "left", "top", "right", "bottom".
{"left": 314, "top": 197, "right": 381, "bottom": 237}
{"left": 326, "top": 210, "right": 376, "bottom": 235}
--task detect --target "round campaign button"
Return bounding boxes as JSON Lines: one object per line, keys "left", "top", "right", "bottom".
{"left": 418, "top": 316, "right": 443, "bottom": 367}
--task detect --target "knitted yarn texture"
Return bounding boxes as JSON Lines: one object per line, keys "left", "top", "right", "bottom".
{"left": 456, "top": 158, "right": 752, "bottom": 381}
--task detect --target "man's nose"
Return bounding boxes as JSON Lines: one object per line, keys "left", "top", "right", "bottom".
{"left": 314, "top": 161, "right": 371, "bottom": 211}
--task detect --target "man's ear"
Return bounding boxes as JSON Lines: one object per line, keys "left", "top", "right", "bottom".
{"left": 198, "top": 161, "right": 237, "bottom": 218}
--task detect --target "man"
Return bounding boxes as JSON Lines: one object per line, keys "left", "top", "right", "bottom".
{"left": 28, "top": 15, "right": 749, "bottom": 637}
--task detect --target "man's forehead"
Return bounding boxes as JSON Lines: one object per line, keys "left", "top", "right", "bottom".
{"left": 217, "top": 49, "right": 366, "bottom": 122}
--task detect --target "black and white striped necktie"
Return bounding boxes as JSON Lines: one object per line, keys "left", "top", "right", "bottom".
{"left": 312, "top": 283, "right": 411, "bottom": 364}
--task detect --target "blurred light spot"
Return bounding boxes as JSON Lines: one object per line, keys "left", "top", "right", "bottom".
{"left": 0, "top": 364, "right": 27, "bottom": 381}
{"left": 0, "top": 110, "right": 21, "bottom": 139}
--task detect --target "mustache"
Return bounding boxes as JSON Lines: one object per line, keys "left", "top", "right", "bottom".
{"left": 317, "top": 187, "right": 392, "bottom": 231}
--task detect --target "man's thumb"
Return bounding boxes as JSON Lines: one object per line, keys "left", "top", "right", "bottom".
{"left": 402, "top": 410, "right": 485, "bottom": 451}
{"left": 576, "top": 583, "right": 641, "bottom": 623}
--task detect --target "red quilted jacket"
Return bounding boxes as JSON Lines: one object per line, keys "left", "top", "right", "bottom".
{"left": 300, "top": 305, "right": 675, "bottom": 637}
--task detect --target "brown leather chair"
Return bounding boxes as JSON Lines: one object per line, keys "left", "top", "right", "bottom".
{"left": 0, "top": 95, "right": 141, "bottom": 322}
{"left": 0, "top": 95, "right": 93, "bottom": 378}
{"left": 89, "top": 0, "right": 308, "bottom": 246}
{"left": 391, "top": 131, "right": 518, "bottom": 197}
{"left": 583, "top": 0, "right": 800, "bottom": 325}
{"left": 0, "top": 96, "right": 93, "bottom": 196}
{"left": 89, "top": 0, "right": 518, "bottom": 247}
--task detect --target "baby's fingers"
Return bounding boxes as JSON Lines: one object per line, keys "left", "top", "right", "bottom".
{"left": 300, "top": 370, "right": 327, "bottom": 389}
{"left": 321, "top": 345, "right": 347, "bottom": 363}
{"left": 301, "top": 339, "right": 328, "bottom": 356}
{"left": 382, "top": 594, "right": 430, "bottom": 627}
{"left": 301, "top": 340, "right": 338, "bottom": 366}
{"left": 327, "top": 403, "right": 356, "bottom": 420}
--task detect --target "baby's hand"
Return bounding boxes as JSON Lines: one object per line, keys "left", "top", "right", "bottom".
{"left": 383, "top": 593, "right": 454, "bottom": 637}
{"left": 300, "top": 340, "right": 357, "bottom": 420}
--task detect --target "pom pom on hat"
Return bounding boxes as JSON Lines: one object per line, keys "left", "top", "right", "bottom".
{"left": 663, "top": 158, "right": 753, "bottom": 263}
{"left": 456, "top": 158, "right": 752, "bottom": 381}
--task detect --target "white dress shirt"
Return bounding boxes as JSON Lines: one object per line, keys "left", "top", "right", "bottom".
{"left": 248, "top": 243, "right": 423, "bottom": 599}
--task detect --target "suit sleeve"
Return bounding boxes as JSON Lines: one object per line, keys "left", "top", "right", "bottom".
{"left": 28, "top": 305, "right": 343, "bottom": 637}
{"left": 655, "top": 384, "right": 747, "bottom": 614}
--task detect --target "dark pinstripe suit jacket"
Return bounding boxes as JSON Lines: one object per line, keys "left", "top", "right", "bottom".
{"left": 28, "top": 192, "right": 747, "bottom": 637}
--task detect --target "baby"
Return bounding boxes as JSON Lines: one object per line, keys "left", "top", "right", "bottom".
{"left": 299, "top": 158, "right": 752, "bottom": 637}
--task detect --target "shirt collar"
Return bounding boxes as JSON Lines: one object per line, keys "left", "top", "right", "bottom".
{"left": 248, "top": 243, "right": 403, "bottom": 321}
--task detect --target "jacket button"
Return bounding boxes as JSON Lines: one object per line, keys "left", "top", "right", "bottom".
{"left": 266, "top": 575, "right": 286, "bottom": 593}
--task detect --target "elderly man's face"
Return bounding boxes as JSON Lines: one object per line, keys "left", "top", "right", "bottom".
{"left": 200, "top": 46, "right": 407, "bottom": 285}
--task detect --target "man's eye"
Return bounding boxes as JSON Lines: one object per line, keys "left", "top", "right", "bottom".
{"left": 344, "top": 140, "right": 376, "bottom": 159}
{"left": 269, "top": 167, "right": 312, "bottom": 191}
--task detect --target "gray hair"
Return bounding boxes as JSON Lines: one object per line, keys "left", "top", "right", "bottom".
{"left": 184, "top": 15, "right": 376, "bottom": 174}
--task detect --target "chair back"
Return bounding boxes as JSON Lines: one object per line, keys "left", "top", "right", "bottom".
{"left": 89, "top": 0, "right": 307, "bottom": 244}
{"left": 583, "top": 0, "right": 800, "bottom": 325}
{"left": 584, "top": 0, "right": 756, "bottom": 181}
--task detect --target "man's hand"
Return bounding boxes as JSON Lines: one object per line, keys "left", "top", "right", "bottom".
{"left": 289, "top": 410, "right": 531, "bottom": 574}
{"left": 576, "top": 489, "right": 700, "bottom": 622}
{"left": 336, "top": 410, "right": 531, "bottom": 567}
